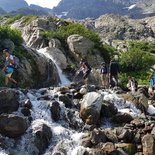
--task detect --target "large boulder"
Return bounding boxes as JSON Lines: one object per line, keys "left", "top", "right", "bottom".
{"left": 67, "top": 34, "right": 103, "bottom": 66}
{"left": 67, "top": 34, "right": 95, "bottom": 57}
{"left": 14, "top": 46, "right": 60, "bottom": 88}
{"left": 50, "top": 100, "right": 61, "bottom": 121}
{"left": 80, "top": 92, "right": 102, "bottom": 125}
{"left": 0, "top": 89, "right": 19, "bottom": 114}
{"left": 32, "top": 122, "right": 52, "bottom": 155}
{"left": 142, "top": 134, "right": 155, "bottom": 155}
{"left": 22, "top": 17, "right": 57, "bottom": 48}
{"left": 0, "top": 114, "right": 28, "bottom": 138}
{"left": 44, "top": 47, "right": 68, "bottom": 69}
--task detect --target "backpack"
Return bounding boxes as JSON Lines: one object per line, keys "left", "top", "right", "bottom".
{"left": 150, "top": 76, "right": 155, "bottom": 86}
{"left": 13, "top": 55, "right": 20, "bottom": 69}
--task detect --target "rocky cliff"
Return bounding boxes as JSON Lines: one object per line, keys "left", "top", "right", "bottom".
{"left": 81, "top": 14, "right": 155, "bottom": 45}
{"left": 53, "top": 0, "right": 155, "bottom": 19}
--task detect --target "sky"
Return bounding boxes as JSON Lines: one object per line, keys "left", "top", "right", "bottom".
{"left": 25, "top": 0, "right": 61, "bottom": 9}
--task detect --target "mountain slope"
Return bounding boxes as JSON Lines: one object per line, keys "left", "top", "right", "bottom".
{"left": 0, "top": 0, "right": 28, "bottom": 12}
{"left": 52, "top": 0, "right": 155, "bottom": 19}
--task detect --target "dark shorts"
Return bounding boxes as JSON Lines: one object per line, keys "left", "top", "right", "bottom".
{"left": 83, "top": 69, "right": 91, "bottom": 79}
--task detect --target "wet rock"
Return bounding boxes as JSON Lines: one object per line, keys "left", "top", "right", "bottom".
{"left": 101, "top": 100, "right": 118, "bottom": 117}
{"left": 142, "top": 134, "right": 155, "bottom": 155}
{"left": 151, "top": 126, "right": 155, "bottom": 138}
{"left": 112, "top": 112, "right": 133, "bottom": 124}
{"left": 59, "top": 94, "right": 73, "bottom": 108}
{"left": 80, "top": 92, "right": 102, "bottom": 125}
{"left": 142, "top": 125, "right": 153, "bottom": 133}
{"left": 65, "top": 109, "right": 84, "bottom": 130}
{"left": 23, "top": 99, "right": 32, "bottom": 109}
{"left": 0, "top": 114, "right": 28, "bottom": 138}
{"left": 133, "top": 93, "right": 148, "bottom": 114}
{"left": 50, "top": 101, "right": 60, "bottom": 121}
{"left": 116, "top": 128, "right": 133, "bottom": 143}
{"left": 134, "top": 131, "right": 141, "bottom": 143}
{"left": 81, "top": 133, "right": 92, "bottom": 147}
{"left": 33, "top": 122, "right": 52, "bottom": 155}
{"left": 130, "top": 119, "right": 145, "bottom": 128}
{"left": 37, "top": 95, "right": 51, "bottom": 100}
{"left": 79, "top": 87, "right": 87, "bottom": 95}
{"left": 104, "top": 128, "right": 118, "bottom": 143}
{"left": 73, "top": 92, "right": 83, "bottom": 99}
{"left": 21, "top": 107, "right": 31, "bottom": 116}
{"left": 0, "top": 89, "right": 19, "bottom": 114}
{"left": 101, "top": 142, "right": 115, "bottom": 154}
{"left": 55, "top": 86, "right": 70, "bottom": 94}
{"left": 90, "top": 128, "right": 106, "bottom": 145}
{"left": 115, "top": 143, "right": 137, "bottom": 155}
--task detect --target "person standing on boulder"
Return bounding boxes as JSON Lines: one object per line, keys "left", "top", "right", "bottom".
{"left": 109, "top": 59, "right": 119, "bottom": 88}
{"left": 100, "top": 62, "right": 108, "bottom": 88}
{"left": 2, "top": 48, "right": 17, "bottom": 87}
{"left": 79, "top": 58, "right": 91, "bottom": 86}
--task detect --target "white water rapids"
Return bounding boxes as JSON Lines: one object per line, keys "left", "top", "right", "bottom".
{"left": 1, "top": 88, "right": 155, "bottom": 155}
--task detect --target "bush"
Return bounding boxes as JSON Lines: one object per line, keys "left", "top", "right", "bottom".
{"left": 119, "top": 70, "right": 151, "bottom": 87}
{"left": 43, "top": 22, "right": 101, "bottom": 46}
{"left": 6, "top": 15, "right": 23, "bottom": 25}
{"left": 119, "top": 47, "right": 155, "bottom": 71}
{"left": 0, "top": 26, "right": 22, "bottom": 48}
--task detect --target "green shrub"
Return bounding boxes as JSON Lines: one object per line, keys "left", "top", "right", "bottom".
{"left": 129, "top": 41, "right": 155, "bottom": 54}
{"left": 43, "top": 22, "right": 101, "bottom": 46}
{"left": 6, "top": 15, "right": 23, "bottom": 25}
{"left": 0, "top": 26, "right": 22, "bottom": 47}
{"left": 119, "top": 47, "right": 155, "bottom": 71}
{"left": 119, "top": 70, "right": 151, "bottom": 87}
{"left": 22, "top": 15, "right": 38, "bottom": 24}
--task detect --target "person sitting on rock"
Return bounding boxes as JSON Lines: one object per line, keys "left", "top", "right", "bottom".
{"left": 148, "top": 75, "right": 155, "bottom": 98}
{"left": 127, "top": 76, "right": 138, "bottom": 93}
{"left": 2, "top": 48, "right": 17, "bottom": 87}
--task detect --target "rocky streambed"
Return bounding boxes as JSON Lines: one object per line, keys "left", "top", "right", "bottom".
{"left": 0, "top": 84, "right": 155, "bottom": 155}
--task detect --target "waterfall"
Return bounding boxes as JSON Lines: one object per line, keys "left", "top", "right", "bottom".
{"left": 37, "top": 48, "right": 70, "bottom": 86}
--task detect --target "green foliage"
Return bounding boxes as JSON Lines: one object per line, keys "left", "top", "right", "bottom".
{"left": 119, "top": 70, "right": 151, "bottom": 87}
{"left": 119, "top": 47, "right": 155, "bottom": 71}
{"left": 43, "top": 22, "right": 101, "bottom": 45}
{"left": 129, "top": 41, "right": 155, "bottom": 54}
{"left": 22, "top": 15, "right": 38, "bottom": 24}
{"left": 100, "top": 44, "right": 116, "bottom": 63}
{"left": 6, "top": 15, "right": 23, "bottom": 25}
{"left": 0, "top": 26, "right": 22, "bottom": 47}
{"left": 43, "top": 22, "right": 115, "bottom": 61}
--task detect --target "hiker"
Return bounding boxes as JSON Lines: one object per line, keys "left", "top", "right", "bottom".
{"left": 79, "top": 58, "right": 91, "bottom": 86}
{"left": 127, "top": 76, "right": 138, "bottom": 93}
{"left": 100, "top": 62, "right": 108, "bottom": 88}
{"left": 109, "top": 59, "right": 119, "bottom": 88}
{"left": 2, "top": 48, "right": 17, "bottom": 87}
{"left": 148, "top": 75, "right": 155, "bottom": 97}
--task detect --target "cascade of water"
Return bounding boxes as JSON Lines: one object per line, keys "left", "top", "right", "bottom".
{"left": 37, "top": 48, "right": 70, "bottom": 86}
